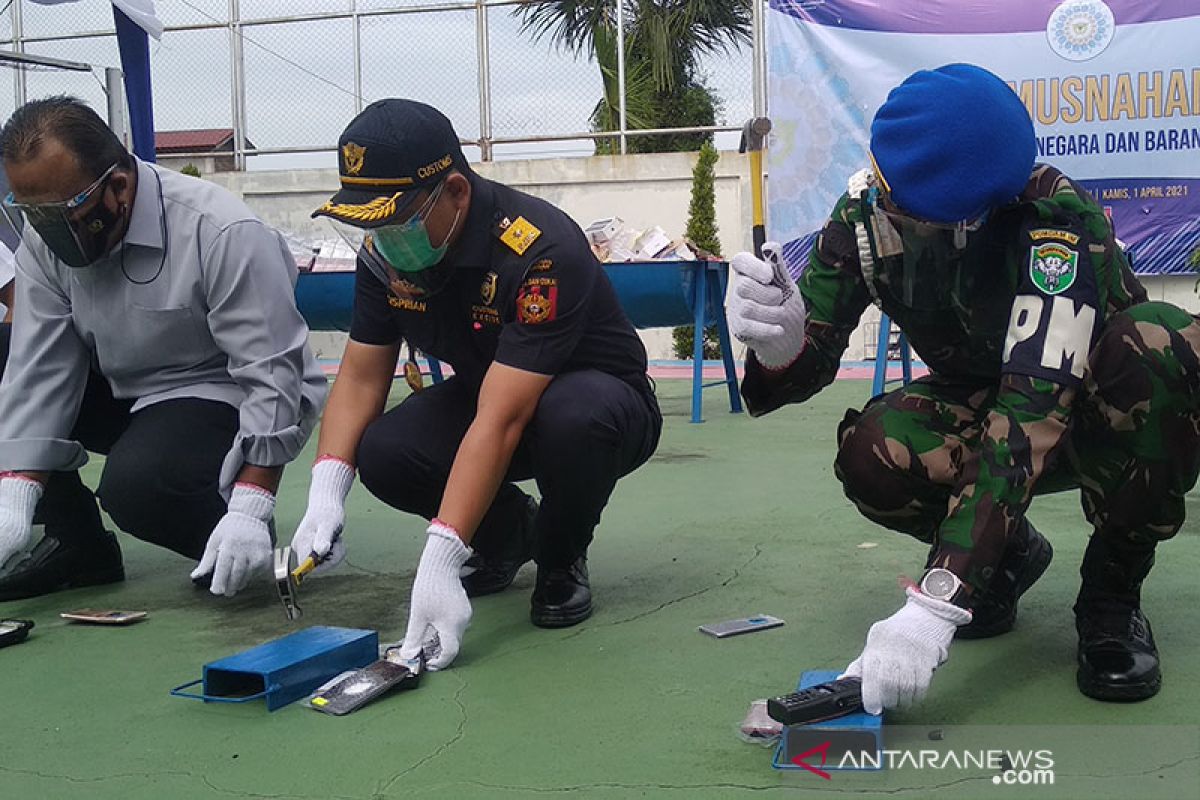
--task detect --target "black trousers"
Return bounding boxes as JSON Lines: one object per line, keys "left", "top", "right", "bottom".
{"left": 356, "top": 371, "right": 662, "bottom": 568}
{"left": 0, "top": 323, "right": 238, "bottom": 560}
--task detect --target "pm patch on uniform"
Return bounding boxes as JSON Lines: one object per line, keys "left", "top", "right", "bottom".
{"left": 1029, "top": 242, "right": 1078, "bottom": 295}
{"left": 517, "top": 284, "right": 558, "bottom": 324}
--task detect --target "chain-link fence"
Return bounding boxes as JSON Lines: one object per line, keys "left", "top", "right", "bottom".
{"left": 0, "top": 0, "right": 765, "bottom": 170}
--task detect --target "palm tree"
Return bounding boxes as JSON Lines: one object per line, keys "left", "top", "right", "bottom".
{"left": 514, "top": 0, "right": 752, "bottom": 153}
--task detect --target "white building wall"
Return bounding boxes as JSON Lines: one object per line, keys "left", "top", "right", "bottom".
{"left": 205, "top": 156, "right": 1200, "bottom": 363}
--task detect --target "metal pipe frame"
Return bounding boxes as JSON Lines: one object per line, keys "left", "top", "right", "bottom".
{"left": 2, "top": 0, "right": 771, "bottom": 164}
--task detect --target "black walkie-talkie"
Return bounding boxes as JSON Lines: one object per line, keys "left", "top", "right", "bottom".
{"left": 767, "top": 677, "right": 864, "bottom": 725}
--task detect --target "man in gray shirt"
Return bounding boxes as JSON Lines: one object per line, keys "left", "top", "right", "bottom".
{"left": 0, "top": 96, "right": 327, "bottom": 600}
{"left": 0, "top": 241, "right": 12, "bottom": 323}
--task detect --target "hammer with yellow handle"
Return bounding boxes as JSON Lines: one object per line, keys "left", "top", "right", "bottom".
{"left": 273, "top": 542, "right": 335, "bottom": 621}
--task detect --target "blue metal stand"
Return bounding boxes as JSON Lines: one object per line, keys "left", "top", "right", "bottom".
{"left": 871, "top": 313, "right": 913, "bottom": 397}
{"left": 690, "top": 261, "right": 742, "bottom": 424}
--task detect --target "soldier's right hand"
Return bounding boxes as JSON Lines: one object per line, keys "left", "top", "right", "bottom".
{"left": 288, "top": 457, "right": 356, "bottom": 575}
{"left": 727, "top": 244, "right": 807, "bottom": 370}
{"left": 0, "top": 474, "right": 42, "bottom": 568}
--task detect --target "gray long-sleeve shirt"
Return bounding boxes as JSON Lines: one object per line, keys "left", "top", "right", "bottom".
{"left": 0, "top": 159, "right": 328, "bottom": 492}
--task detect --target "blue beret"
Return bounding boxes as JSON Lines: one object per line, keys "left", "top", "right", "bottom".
{"left": 869, "top": 64, "right": 1036, "bottom": 224}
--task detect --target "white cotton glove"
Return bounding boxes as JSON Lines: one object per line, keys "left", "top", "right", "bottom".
{"left": 0, "top": 475, "right": 43, "bottom": 567}
{"left": 398, "top": 521, "right": 473, "bottom": 671}
{"left": 841, "top": 587, "right": 972, "bottom": 715}
{"left": 289, "top": 458, "right": 355, "bottom": 575}
{"left": 191, "top": 484, "right": 276, "bottom": 597}
{"left": 726, "top": 243, "right": 807, "bottom": 370}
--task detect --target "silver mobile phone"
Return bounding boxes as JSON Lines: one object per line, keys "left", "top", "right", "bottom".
{"left": 699, "top": 614, "right": 785, "bottom": 638}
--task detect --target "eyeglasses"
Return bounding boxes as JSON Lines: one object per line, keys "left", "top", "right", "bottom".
{"left": 2, "top": 162, "right": 120, "bottom": 226}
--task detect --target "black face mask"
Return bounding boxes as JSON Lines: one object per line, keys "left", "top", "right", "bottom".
{"left": 41, "top": 198, "right": 125, "bottom": 268}
{"left": 2, "top": 164, "right": 126, "bottom": 268}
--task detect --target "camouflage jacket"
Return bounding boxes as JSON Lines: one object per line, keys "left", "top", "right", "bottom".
{"left": 743, "top": 165, "right": 1147, "bottom": 587}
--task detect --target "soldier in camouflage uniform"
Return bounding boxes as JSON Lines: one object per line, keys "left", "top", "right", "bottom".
{"left": 728, "top": 64, "right": 1199, "bottom": 712}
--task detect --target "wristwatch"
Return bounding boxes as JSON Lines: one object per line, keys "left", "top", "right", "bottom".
{"left": 919, "top": 568, "right": 970, "bottom": 608}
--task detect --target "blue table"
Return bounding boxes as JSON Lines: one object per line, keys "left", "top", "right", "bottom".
{"left": 601, "top": 260, "right": 741, "bottom": 423}
{"left": 296, "top": 260, "right": 743, "bottom": 423}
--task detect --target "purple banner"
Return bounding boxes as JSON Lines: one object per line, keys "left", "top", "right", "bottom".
{"left": 1079, "top": 177, "right": 1200, "bottom": 274}
{"left": 769, "top": 0, "right": 1200, "bottom": 35}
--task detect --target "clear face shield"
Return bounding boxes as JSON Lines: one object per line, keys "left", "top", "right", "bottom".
{"left": 863, "top": 186, "right": 990, "bottom": 312}
{"left": 325, "top": 180, "right": 461, "bottom": 300}
{"left": 2, "top": 162, "right": 122, "bottom": 268}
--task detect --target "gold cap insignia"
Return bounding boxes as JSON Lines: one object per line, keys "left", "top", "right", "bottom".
{"left": 342, "top": 142, "right": 366, "bottom": 176}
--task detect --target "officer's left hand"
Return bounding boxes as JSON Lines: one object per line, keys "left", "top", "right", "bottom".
{"left": 841, "top": 587, "right": 971, "bottom": 714}
{"left": 726, "top": 244, "right": 807, "bottom": 370}
{"left": 397, "top": 521, "right": 473, "bottom": 671}
{"left": 191, "top": 484, "right": 276, "bottom": 597}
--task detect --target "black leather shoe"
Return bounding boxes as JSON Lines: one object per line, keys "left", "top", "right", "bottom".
{"left": 1074, "top": 537, "right": 1160, "bottom": 701}
{"left": 958, "top": 519, "right": 1053, "bottom": 639}
{"left": 530, "top": 556, "right": 592, "bottom": 628}
{"left": 461, "top": 497, "right": 537, "bottom": 598}
{"left": 1076, "top": 604, "right": 1161, "bottom": 701}
{"left": 0, "top": 531, "right": 124, "bottom": 602}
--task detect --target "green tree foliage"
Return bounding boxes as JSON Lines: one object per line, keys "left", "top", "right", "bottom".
{"left": 685, "top": 141, "right": 721, "bottom": 257}
{"left": 515, "top": 1, "right": 750, "bottom": 154}
{"left": 180, "top": 163, "right": 201, "bottom": 178}
{"left": 674, "top": 140, "right": 722, "bottom": 359}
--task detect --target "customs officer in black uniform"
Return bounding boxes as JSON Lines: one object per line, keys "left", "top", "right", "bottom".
{"left": 289, "top": 99, "right": 662, "bottom": 669}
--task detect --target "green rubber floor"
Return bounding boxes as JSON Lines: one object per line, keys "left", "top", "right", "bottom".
{"left": 1, "top": 379, "right": 1197, "bottom": 799}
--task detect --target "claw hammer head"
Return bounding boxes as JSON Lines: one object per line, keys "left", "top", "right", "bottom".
{"left": 273, "top": 546, "right": 320, "bottom": 621}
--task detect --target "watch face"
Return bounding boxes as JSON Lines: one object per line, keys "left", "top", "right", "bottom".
{"left": 922, "top": 569, "right": 957, "bottom": 599}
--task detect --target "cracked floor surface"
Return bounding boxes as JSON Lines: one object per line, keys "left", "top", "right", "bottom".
{"left": 1, "top": 379, "right": 1198, "bottom": 799}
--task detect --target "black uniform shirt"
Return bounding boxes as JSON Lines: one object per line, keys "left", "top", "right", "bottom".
{"left": 349, "top": 173, "right": 650, "bottom": 393}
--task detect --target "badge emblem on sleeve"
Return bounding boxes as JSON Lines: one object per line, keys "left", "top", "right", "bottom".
{"left": 1030, "top": 243, "right": 1078, "bottom": 295}
{"left": 480, "top": 271, "right": 498, "bottom": 305}
{"left": 516, "top": 285, "right": 558, "bottom": 324}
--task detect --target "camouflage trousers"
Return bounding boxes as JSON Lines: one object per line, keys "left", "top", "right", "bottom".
{"left": 835, "top": 302, "right": 1200, "bottom": 559}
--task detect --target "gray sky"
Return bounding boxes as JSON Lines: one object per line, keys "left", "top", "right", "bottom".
{"left": 1, "top": 0, "right": 753, "bottom": 169}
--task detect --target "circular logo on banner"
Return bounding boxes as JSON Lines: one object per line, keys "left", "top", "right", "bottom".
{"left": 1047, "top": 0, "right": 1115, "bottom": 61}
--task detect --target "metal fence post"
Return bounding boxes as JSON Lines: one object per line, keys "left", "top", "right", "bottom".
{"left": 229, "top": 0, "right": 247, "bottom": 170}
{"left": 476, "top": 0, "right": 493, "bottom": 161}
{"left": 105, "top": 66, "right": 130, "bottom": 149}
{"left": 352, "top": 0, "right": 363, "bottom": 113}
{"left": 616, "top": 0, "right": 627, "bottom": 155}
{"left": 12, "top": 0, "right": 25, "bottom": 107}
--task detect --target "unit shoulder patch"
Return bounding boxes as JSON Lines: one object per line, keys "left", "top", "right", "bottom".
{"left": 1029, "top": 242, "right": 1078, "bottom": 295}
{"left": 516, "top": 284, "right": 558, "bottom": 324}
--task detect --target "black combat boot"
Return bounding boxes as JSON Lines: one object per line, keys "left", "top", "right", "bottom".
{"left": 0, "top": 529, "right": 124, "bottom": 601}
{"left": 1074, "top": 535, "right": 1160, "bottom": 701}
{"left": 958, "top": 519, "right": 1054, "bottom": 639}
{"left": 461, "top": 496, "right": 538, "bottom": 598}
{"left": 530, "top": 556, "right": 592, "bottom": 628}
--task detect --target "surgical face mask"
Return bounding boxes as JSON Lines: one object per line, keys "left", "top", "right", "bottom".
{"left": 372, "top": 182, "right": 454, "bottom": 272}
{"left": 368, "top": 182, "right": 463, "bottom": 298}
{"left": 2, "top": 163, "right": 124, "bottom": 268}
